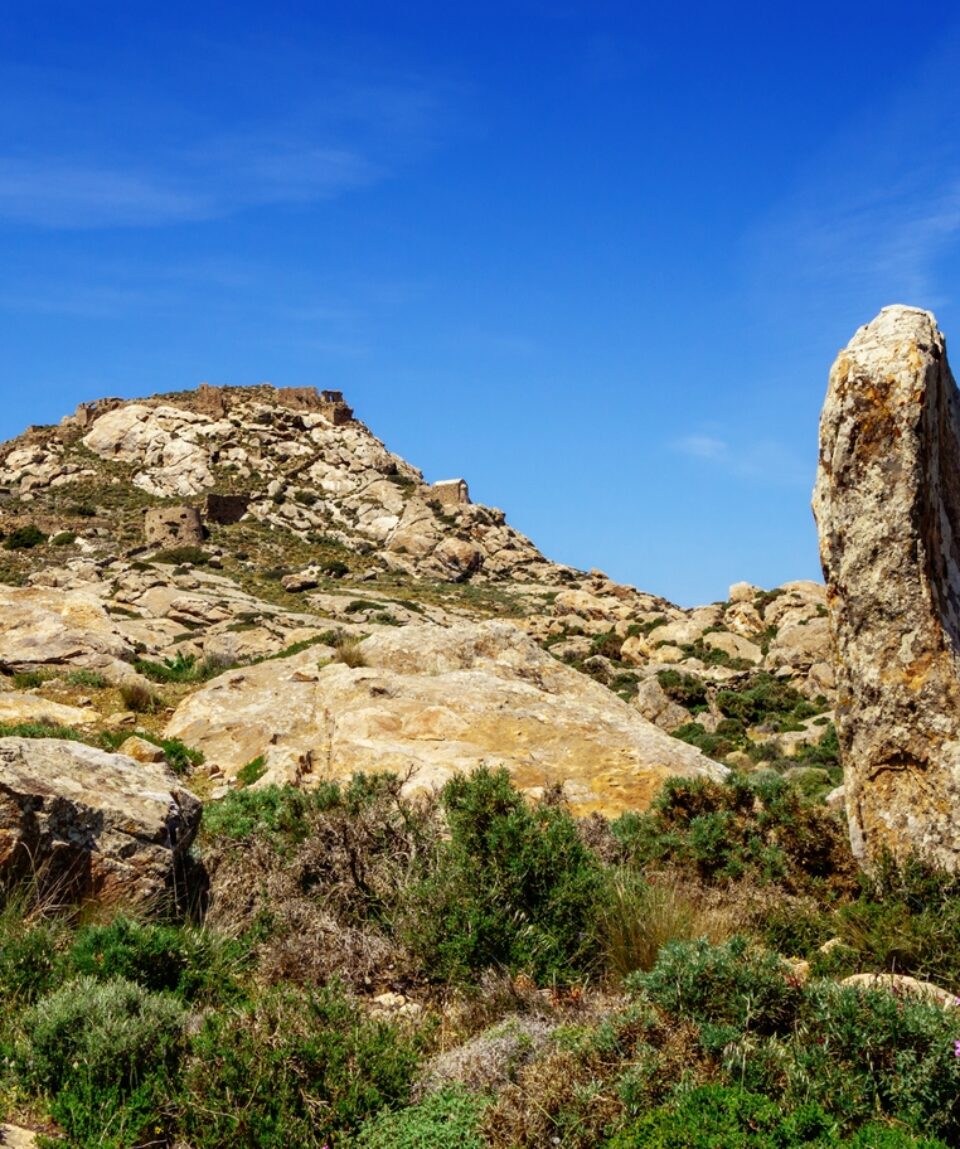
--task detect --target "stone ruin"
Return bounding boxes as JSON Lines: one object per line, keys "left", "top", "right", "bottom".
{"left": 144, "top": 505, "right": 204, "bottom": 549}
{"left": 204, "top": 493, "right": 250, "bottom": 525}
{"left": 430, "top": 479, "right": 470, "bottom": 508}
{"left": 189, "top": 383, "right": 354, "bottom": 425}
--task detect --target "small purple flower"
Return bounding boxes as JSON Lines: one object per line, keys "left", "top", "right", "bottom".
{"left": 954, "top": 1039, "right": 960, "bottom": 1058}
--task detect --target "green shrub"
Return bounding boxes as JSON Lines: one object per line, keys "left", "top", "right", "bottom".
{"left": 0, "top": 908, "right": 65, "bottom": 1003}
{"left": 11, "top": 670, "right": 46, "bottom": 689}
{"left": 633, "top": 937, "right": 802, "bottom": 1040}
{"left": 201, "top": 783, "right": 339, "bottom": 847}
{"left": 322, "top": 559, "right": 350, "bottom": 577}
{"left": 609, "top": 1085, "right": 833, "bottom": 1148}
{"left": 17, "top": 975, "right": 185, "bottom": 1146}
{"left": 716, "top": 672, "right": 821, "bottom": 729}
{"left": 354, "top": 1086, "right": 487, "bottom": 1148}
{"left": 775, "top": 982, "right": 960, "bottom": 1139}
{"left": 51, "top": 530, "right": 77, "bottom": 546}
{"left": 608, "top": 1084, "right": 948, "bottom": 1147}
{"left": 404, "top": 767, "right": 605, "bottom": 985}
{"left": 4, "top": 524, "right": 47, "bottom": 550}
{"left": 177, "top": 983, "right": 418, "bottom": 1148}
{"left": 69, "top": 918, "right": 190, "bottom": 994}
{"left": 151, "top": 545, "right": 210, "bottom": 566}
{"left": 611, "top": 773, "right": 856, "bottom": 894}
{"left": 68, "top": 916, "right": 246, "bottom": 1005}
{"left": 655, "top": 669, "right": 708, "bottom": 710}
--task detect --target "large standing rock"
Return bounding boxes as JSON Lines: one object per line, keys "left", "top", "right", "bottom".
{"left": 0, "top": 737, "right": 201, "bottom": 903}
{"left": 165, "top": 620, "right": 726, "bottom": 817}
{"left": 813, "top": 305, "right": 960, "bottom": 869}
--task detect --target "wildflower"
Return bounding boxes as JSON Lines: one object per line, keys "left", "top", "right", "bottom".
{"left": 954, "top": 1039, "right": 960, "bottom": 1058}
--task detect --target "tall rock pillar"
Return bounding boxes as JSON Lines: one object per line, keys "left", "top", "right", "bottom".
{"left": 813, "top": 305, "right": 960, "bottom": 870}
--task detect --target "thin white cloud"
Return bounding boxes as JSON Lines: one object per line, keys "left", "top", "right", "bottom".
{"left": 0, "top": 139, "right": 379, "bottom": 229}
{"left": 673, "top": 433, "right": 728, "bottom": 461}
{"left": 670, "top": 431, "right": 809, "bottom": 486}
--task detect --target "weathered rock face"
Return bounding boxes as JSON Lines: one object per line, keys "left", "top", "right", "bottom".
{"left": 813, "top": 305, "right": 960, "bottom": 869}
{"left": 165, "top": 620, "right": 727, "bottom": 816}
{"left": 0, "top": 737, "right": 201, "bottom": 903}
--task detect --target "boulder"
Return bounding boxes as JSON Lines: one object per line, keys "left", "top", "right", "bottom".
{"left": 165, "top": 620, "right": 726, "bottom": 817}
{"left": 702, "top": 631, "right": 762, "bottom": 664}
{"left": 0, "top": 737, "right": 201, "bottom": 903}
{"left": 0, "top": 693, "right": 99, "bottom": 728}
{"left": 0, "top": 585, "right": 135, "bottom": 675}
{"left": 813, "top": 305, "right": 960, "bottom": 869}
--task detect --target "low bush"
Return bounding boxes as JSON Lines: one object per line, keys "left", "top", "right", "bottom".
{"left": 177, "top": 983, "right": 418, "bottom": 1149}
{"left": 150, "top": 545, "right": 211, "bottom": 566}
{"left": 51, "top": 530, "right": 77, "bottom": 546}
{"left": 4, "top": 524, "right": 46, "bottom": 550}
{"left": 353, "top": 1086, "right": 487, "bottom": 1149}
{"left": 403, "top": 768, "right": 605, "bottom": 985}
{"left": 633, "top": 936, "right": 802, "bottom": 1039}
{"left": 17, "top": 975, "right": 185, "bottom": 1147}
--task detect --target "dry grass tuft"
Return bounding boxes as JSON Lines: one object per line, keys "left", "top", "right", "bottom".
{"left": 598, "top": 869, "right": 741, "bottom": 978}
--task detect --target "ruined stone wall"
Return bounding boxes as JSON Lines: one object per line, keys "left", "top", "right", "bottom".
{"left": 144, "top": 506, "right": 204, "bottom": 549}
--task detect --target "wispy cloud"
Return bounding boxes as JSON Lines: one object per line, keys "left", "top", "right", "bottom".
{"left": 0, "top": 139, "right": 379, "bottom": 228}
{"left": 673, "top": 433, "right": 728, "bottom": 461}
{"left": 670, "top": 430, "right": 809, "bottom": 485}
{"left": 744, "top": 25, "right": 960, "bottom": 323}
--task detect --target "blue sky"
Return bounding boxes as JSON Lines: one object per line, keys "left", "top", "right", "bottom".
{"left": 2, "top": 2, "right": 960, "bottom": 604}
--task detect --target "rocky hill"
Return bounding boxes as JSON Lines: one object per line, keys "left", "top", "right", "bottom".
{"left": 8, "top": 319, "right": 960, "bottom": 1149}
{"left": 0, "top": 381, "right": 838, "bottom": 825}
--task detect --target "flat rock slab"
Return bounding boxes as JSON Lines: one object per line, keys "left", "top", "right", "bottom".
{"left": 166, "top": 619, "right": 726, "bottom": 816}
{"left": 0, "top": 737, "right": 201, "bottom": 904}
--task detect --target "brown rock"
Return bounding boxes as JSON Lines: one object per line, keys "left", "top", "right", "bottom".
{"left": 813, "top": 305, "right": 960, "bottom": 869}
{"left": 0, "top": 737, "right": 201, "bottom": 903}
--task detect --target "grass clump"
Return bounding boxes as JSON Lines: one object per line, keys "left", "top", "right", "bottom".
{"left": 66, "top": 669, "right": 108, "bottom": 688}
{"left": 119, "top": 680, "right": 163, "bottom": 713}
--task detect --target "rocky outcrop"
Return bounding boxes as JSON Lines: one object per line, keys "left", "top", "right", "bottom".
{"left": 165, "top": 620, "right": 726, "bottom": 816}
{"left": 0, "top": 585, "right": 136, "bottom": 679}
{"left": 0, "top": 737, "right": 201, "bottom": 903}
{"left": 813, "top": 305, "right": 960, "bottom": 870}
